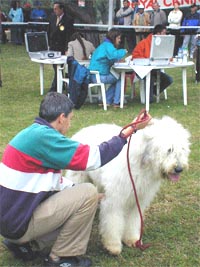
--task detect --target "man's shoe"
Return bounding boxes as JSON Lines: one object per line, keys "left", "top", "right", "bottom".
{"left": 44, "top": 256, "right": 92, "bottom": 267}
{"left": 2, "top": 239, "right": 37, "bottom": 261}
{"left": 113, "top": 104, "right": 120, "bottom": 108}
{"left": 98, "top": 102, "right": 111, "bottom": 107}
{"left": 113, "top": 103, "right": 127, "bottom": 108}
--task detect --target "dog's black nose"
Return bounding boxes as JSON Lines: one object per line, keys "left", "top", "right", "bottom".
{"left": 175, "top": 166, "right": 183, "bottom": 173}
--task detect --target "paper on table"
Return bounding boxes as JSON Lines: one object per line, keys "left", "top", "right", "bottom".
{"left": 129, "top": 65, "right": 154, "bottom": 79}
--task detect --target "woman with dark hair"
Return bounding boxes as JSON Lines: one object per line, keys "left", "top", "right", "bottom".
{"left": 89, "top": 28, "right": 127, "bottom": 108}
{"left": 8, "top": 0, "right": 24, "bottom": 45}
{"left": 67, "top": 32, "right": 95, "bottom": 60}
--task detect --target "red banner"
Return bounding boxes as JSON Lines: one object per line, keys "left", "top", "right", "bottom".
{"left": 129, "top": 0, "right": 200, "bottom": 10}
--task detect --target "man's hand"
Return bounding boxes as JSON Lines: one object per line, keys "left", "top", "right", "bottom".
{"left": 133, "top": 111, "right": 152, "bottom": 131}
{"left": 120, "top": 110, "right": 152, "bottom": 138}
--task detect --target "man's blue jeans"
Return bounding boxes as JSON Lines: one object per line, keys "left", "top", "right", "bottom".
{"left": 90, "top": 73, "right": 121, "bottom": 105}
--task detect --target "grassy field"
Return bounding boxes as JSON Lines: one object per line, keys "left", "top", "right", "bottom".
{"left": 0, "top": 43, "right": 199, "bottom": 267}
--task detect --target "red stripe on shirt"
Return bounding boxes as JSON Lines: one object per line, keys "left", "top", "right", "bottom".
{"left": 2, "top": 145, "right": 59, "bottom": 174}
{"left": 67, "top": 144, "right": 90, "bottom": 170}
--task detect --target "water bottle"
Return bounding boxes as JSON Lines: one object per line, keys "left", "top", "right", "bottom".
{"left": 178, "top": 48, "right": 183, "bottom": 63}
{"left": 182, "top": 47, "right": 188, "bottom": 64}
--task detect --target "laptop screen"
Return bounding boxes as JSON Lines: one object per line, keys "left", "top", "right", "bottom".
{"left": 150, "top": 35, "right": 175, "bottom": 60}
{"left": 25, "top": 32, "right": 48, "bottom": 52}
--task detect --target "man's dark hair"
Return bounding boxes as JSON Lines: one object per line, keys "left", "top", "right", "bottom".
{"left": 54, "top": 1, "right": 65, "bottom": 12}
{"left": 11, "top": 0, "right": 17, "bottom": 10}
{"left": 106, "top": 28, "right": 122, "bottom": 44}
{"left": 153, "top": 24, "right": 166, "bottom": 34}
{"left": 39, "top": 92, "right": 74, "bottom": 122}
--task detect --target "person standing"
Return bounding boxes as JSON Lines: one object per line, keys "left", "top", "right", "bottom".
{"left": 131, "top": 0, "right": 139, "bottom": 20}
{"left": 181, "top": 4, "right": 200, "bottom": 59}
{"left": 0, "top": 9, "right": 3, "bottom": 44}
{"left": 198, "top": 5, "right": 200, "bottom": 15}
{"left": 0, "top": 92, "right": 151, "bottom": 267}
{"left": 132, "top": 4, "right": 150, "bottom": 44}
{"left": 0, "top": 6, "right": 7, "bottom": 44}
{"left": 0, "top": 66, "right": 2, "bottom": 87}
{"left": 168, "top": 1, "right": 183, "bottom": 56}
{"left": 8, "top": 0, "right": 24, "bottom": 45}
{"left": 23, "top": 2, "right": 32, "bottom": 22}
{"left": 89, "top": 28, "right": 127, "bottom": 107}
{"left": 115, "top": 0, "right": 135, "bottom": 52}
{"left": 30, "top": 1, "right": 47, "bottom": 31}
{"left": 30, "top": 1, "right": 47, "bottom": 22}
{"left": 48, "top": 1, "right": 74, "bottom": 92}
{"left": 150, "top": 2, "right": 167, "bottom": 26}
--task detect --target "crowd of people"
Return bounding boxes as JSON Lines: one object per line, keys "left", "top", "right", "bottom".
{"left": 0, "top": 1, "right": 199, "bottom": 101}
{"left": 115, "top": 1, "right": 200, "bottom": 58}
{"left": 0, "top": 0, "right": 199, "bottom": 56}
{"left": 0, "top": 0, "right": 48, "bottom": 44}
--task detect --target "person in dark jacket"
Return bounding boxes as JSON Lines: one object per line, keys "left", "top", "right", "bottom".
{"left": 48, "top": 1, "right": 74, "bottom": 92}
{"left": 0, "top": 6, "right": 7, "bottom": 44}
{"left": 181, "top": 4, "right": 200, "bottom": 58}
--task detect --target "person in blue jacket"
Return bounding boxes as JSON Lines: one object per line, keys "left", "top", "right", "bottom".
{"left": 181, "top": 4, "right": 200, "bottom": 58}
{"left": 8, "top": 0, "right": 24, "bottom": 45}
{"left": 30, "top": 1, "right": 47, "bottom": 22}
{"left": 89, "top": 28, "right": 128, "bottom": 108}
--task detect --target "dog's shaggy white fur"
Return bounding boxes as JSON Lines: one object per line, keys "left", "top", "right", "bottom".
{"left": 66, "top": 116, "right": 191, "bottom": 255}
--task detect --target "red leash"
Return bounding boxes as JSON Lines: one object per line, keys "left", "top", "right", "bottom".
{"left": 121, "top": 109, "right": 151, "bottom": 251}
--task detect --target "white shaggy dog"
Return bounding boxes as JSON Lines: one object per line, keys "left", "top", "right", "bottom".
{"left": 66, "top": 116, "right": 190, "bottom": 255}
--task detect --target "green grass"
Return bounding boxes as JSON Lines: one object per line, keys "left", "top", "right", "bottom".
{"left": 0, "top": 43, "right": 200, "bottom": 267}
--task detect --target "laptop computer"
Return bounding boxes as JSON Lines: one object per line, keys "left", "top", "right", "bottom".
{"left": 149, "top": 35, "right": 175, "bottom": 65}
{"left": 132, "top": 35, "right": 175, "bottom": 66}
{"left": 24, "top": 31, "right": 61, "bottom": 60}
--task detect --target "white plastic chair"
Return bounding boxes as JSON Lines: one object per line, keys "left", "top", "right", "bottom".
{"left": 59, "top": 65, "right": 107, "bottom": 111}
{"left": 88, "top": 70, "right": 107, "bottom": 111}
{"left": 58, "top": 64, "right": 69, "bottom": 95}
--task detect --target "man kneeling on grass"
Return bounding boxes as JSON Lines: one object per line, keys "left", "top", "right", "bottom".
{"left": 0, "top": 92, "right": 151, "bottom": 267}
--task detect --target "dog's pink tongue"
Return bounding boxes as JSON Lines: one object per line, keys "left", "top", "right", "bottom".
{"left": 169, "top": 173, "right": 180, "bottom": 182}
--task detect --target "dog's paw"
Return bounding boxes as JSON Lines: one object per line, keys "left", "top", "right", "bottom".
{"left": 102, "top": 240, "right": 122, "bottom": 255}
{"left": 123, "top": 238, "right": 139, "bottom": 248}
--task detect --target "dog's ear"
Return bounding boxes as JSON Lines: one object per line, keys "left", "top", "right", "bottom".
{"left": 140, "top": 142, "right": 151, "bottom": 167}
{"left": 139, "top": 118, "right": 157, "bottom": 167}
